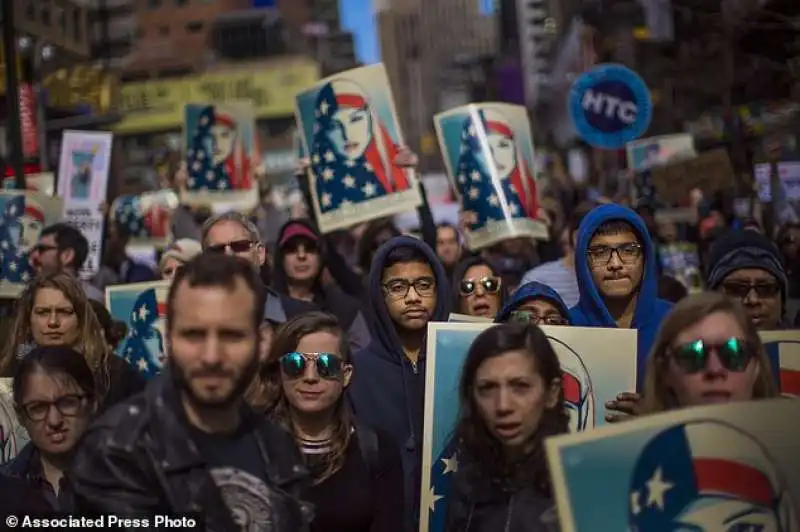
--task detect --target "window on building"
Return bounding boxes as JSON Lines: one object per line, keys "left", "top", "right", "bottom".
{"left": 186, "top": 21, "right": 203, "bottom": 33}
{"left": 72, "top": 9, "right": 82, "bottom": 42}
{"left": 148, "top": 0, "right": 162, "bottom": 8}
{"left": 41, "top": 7, "right": 52, "bottom": 26}
{"left": 175, "top": 0, "right": 188, "bottom": 5}
{"left": 25, "top": 3, "right": 36, "bottom": 20}
{"left": 159, "top": 25, "right": 170, "bottom": 36}
{"left": 56, "top": 8, "right": 67, "bottom": 33}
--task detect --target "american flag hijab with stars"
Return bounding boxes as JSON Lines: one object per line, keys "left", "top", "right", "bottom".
{"left": 455, "top": 108, "right": 540, "bottom": 231}
{"left": 186, "top": 105, "right": 252, "bottom": 192}
{"left": 117, "top": 287, "right": 166, "bottom": 379}
{"left": 310, "top": 78, "right": 409, "bottom": 213}
{"left": 0, "top": 194, "right": 39, "bottom": 284}
{"left": 112, "top": 194, "right": 171, "bottom": 240}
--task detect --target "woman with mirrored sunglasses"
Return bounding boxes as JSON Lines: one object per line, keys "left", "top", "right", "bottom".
{"left": 640, "top": 292, "right": 778, "bottom": 414}
{"left": 254, "top": 311, "right": 405, "bottom": 532}
{"left": 1, "top": 346, "right": 99, "bottom": 512}
{"left": 452, "top": 256, "right": 507, "bottom": 320}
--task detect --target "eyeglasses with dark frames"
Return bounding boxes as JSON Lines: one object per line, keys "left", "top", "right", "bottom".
{"left": 21, "top": 394, "right": 89, "bottom": 421}
{"left": 206, "top": 239, "right": 256, "bottom": 254}
{"left": 587, "top": 243, "right": 642, "bottom": 266}
{"left": 382, "top": 277, "right": 436, "bottom": 300}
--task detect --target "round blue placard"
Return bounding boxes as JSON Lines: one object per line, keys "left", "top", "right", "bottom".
{"left": 568, "top": 63, "right": 652, "bottom": 150}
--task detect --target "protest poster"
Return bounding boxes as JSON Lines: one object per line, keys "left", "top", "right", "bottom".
{"left": 760, "top": 330, "right": 800, "bottom": 396}
{"left": 183, "top": 102, "right": 259, "bottom": 212}
{"left": 0, "top": 191, "right": 63, "bottom": 297}
{"left": 295, "top": 63, "right": 421, "bottom": 233}
{"left": 107, "top": 280, "right": 170, "bottom": 379}
{"left": 626, "top": 133, "right": 696, "bottom": 173}
{"left": 650, "top": 148, "right": 735, "bottom": 204}
{"left": 109, "top": 189, "right": 179, "bottom": 249}
{"left": 2, "top": 172, "right": 55, "bottom": 195}
{"left": 56, "top": 130, "right": 113, "bottom": 278}
{"left": 447, "top": 313, "right": 492, "bottom": 323}
{"left": 547, "top": 399, "right": 800, "bottom": 531}
{"left": 435, "top": 103, "right": 548, "bottom": 250}
{"left": 420, "top": 322, "right": 637, "bottom": 532}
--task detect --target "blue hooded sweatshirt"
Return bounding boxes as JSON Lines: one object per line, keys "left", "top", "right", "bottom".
{"left": 569, "top": 204, "right": 673, "bottom": 390}
{"left": 347, "top": 236, "right": 451, "bottom": 531}
{"left": 495, "top": 281, "right": 570, "bottom": 323}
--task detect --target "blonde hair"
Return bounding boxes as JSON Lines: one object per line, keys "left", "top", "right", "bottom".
{"left": 641, "top": 292, "right": 778, "bottom": 414}
{"left": 1, "top": 273, "right": 111, "bottom": 398}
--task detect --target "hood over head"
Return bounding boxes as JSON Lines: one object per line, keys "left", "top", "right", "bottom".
{"left": 367, "top": 235, "right": 450, "bottom": 361}
{"left": 572, "top": 203, "right": 661, "bottom": 328}
{"left": 271, "top": 218, "right": 324, "bottom": 294}
{"left": 495, "top": 281, "right": 570, "bottom": 323}
{"left": 451, "top": 255, "right": 508, "bottom": 314}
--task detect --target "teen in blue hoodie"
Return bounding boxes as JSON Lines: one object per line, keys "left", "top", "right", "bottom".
{"left": 495, "top": 281, "right": 571, "bottom": 325}
{"left": 570, "top": 204, "right": 673, "bottom": 391}
{"left": 347, "top": 235, "right": 450, "bottom": 532}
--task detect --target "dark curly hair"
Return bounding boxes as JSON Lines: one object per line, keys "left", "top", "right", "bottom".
{"left": 453, "top": 323, "right": 569, "bottom": 495}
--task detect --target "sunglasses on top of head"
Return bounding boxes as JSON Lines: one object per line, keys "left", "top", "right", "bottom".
{"left": 670, "top": 337, "right": 754, "bottom": 374}
{"left": 459, "top": 276, "right": 501, "bottom": 297}
{"left": 279, "top": 352, "right": 346, "bottom": 380}
{"left": 207, "top": 239, "right": 255, "bottom": 254}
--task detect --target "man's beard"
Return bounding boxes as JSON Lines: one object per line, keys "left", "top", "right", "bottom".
{"left": 168, "top": 351, "right": 259, "bottom": 410}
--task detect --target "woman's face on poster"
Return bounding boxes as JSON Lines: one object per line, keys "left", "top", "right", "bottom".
{"left": 20, "top": 215, "right": 43, "bottom": 252}
{"left": 328, "top": 107, "right": 371, "bottom": 160}
{"left": 487, "top": 132, "right": 516, "bottom": 179}
{"left": 210, "top": 124, "right": 237, "bottom": 165}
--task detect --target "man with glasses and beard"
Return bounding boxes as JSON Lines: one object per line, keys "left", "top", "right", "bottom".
{"left": 70, "top": 255, "right": 311, "bottom": 531}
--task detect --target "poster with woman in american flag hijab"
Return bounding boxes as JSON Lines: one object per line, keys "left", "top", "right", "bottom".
{"left": 183, "top": 101, "right": 259, "bottom": 212}
{"left": 294, "top": 63, "right": 421, "bottom": 233}
{"left": 435, "top": 103, "right": 549, "bottom": 250}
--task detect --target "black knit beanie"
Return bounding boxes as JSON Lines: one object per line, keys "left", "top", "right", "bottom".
{"left": 705, "top": 229, "right": 788, "bottom": 301}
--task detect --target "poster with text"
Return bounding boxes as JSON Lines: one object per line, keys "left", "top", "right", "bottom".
{"left": 295, "top": 63, "right": 421, "bottom": 233}
{"left": 2, "top": 172, "right": 55, "bottom": 195}
{"left": 107, "top": 280, "right": 170, "bottom": 379}
{"left": 56, "top": 130, "right": 113, "bottom": 279}
{"left": 547, "top": 399, "right": 800, "bottom": 531}
{"left": 435, "top": 103, "right": 548, "bottom": 251}
{"left": 110, "top": 189, "right": 179, "bottom": 249}
{"left": 183, "top": 102, "right": 259, "bottom": 212}
{"left": 420, "top": 322, "right": 637, "bottom": 532}
{"left": 0, "top": 191, "right": 63, "bottom": 297}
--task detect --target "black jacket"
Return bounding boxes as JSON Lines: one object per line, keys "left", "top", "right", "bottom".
{"left": 1, "top": 444, "right": 74, "bottom": 511}
{"left": 69, "top": 373, "right": 311, "bottom": 531}
{"left": 445, "top": 462, "right": 557, "bottom": 532}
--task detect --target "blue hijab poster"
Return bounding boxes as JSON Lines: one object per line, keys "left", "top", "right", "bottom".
{"left": 106, "top": 280, "right": 170, "bottom": 379}
{"left": 420, "top": 323, "right": 636, "bottom": 532}
{"left": 0, "top": 191, "right": 63, "bottom": 297}
{"left": 294, "top": 63, "right": 421, "bottom": 233}
{"left": 110, "top": 189, "right": 179, "bottom": 249}
{"left": 183, "top": 101, "right": 259, "bottom": 212}
{"left": 546, "top": 399, "right": 800, "bottom": 531}
{"left": 434, "top": 103, "right": 549, "bottom": 251}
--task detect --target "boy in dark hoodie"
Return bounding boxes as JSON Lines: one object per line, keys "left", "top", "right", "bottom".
{"left": 495, "top": 281, "right": 571, "bottom": 325}
{"left": 348, "top": 235, "right": 450, "bottom": 532}
{"left": 570, "top": 204, "right": 673, "bottom": 393}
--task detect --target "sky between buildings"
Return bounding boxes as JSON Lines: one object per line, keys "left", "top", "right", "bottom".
{"left": 340, "top": 0, "right": 380, "bottom": 64}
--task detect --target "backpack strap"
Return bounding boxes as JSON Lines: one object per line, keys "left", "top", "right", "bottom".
{"left": 354, "top": 421, "right": 380, "bottom": 480}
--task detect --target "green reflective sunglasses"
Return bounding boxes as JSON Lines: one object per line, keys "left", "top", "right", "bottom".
{"left": 671, "top": 337, "right": 753, "bottom": 373}
{"left": 280, "top": 352, "right": 344, "bottom": 380}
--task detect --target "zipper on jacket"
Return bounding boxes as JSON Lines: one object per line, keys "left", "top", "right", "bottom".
{"left": 503, "top": 494, "right": 515, "bottom": 532}
{"left": 410, "top": 359, "right": 418, "bottom": 374}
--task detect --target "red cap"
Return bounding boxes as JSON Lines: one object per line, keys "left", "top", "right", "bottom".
{"left": 279, "top": 223, "right": 318, "bottom": 248}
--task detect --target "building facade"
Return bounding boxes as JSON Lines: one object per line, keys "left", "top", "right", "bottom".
{"left": 378, "top": 0, "right": 496, "bottom": 168}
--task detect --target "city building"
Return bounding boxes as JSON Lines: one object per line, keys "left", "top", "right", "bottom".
{"left": 377, "top": 0, "right": 496, "bottom": 168}
{"left": 84, "top": 0, "right": 136, "bottom": 70}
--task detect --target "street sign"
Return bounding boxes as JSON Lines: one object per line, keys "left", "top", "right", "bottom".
{"left": 568, "top": 63, "right": 652, "bottom": 150}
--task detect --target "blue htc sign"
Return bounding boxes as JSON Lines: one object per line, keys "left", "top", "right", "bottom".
{"left": 568, "top": 63, "right": 652, "bottom": 150}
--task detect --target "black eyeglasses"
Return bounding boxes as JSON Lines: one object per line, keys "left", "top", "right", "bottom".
{"left": 508, "top": 310, "right": 568, "bottom": 326}
{"left": 587, "top": 243, "right": 642, "bottom": 266}
{"left": 670, "top": 337, "right": 753, "bottom": 373}
{"left": 280, "top": 352, "right": 345, "bottom": 380}
{"left": 382, "top": 277, "right": 436, "bottom": 300}
{"left": 207, "top": 239, "right": 255, "bottom": 254}
{"left": 459, "top": 276, "right": 501, "bottom": 297}
{"left": 32, "top": 243, "right": 58, "bottom": 254}
{"left": 721, "top": 281, "right": 781, "bottom": 299}
{"left": 21, "top": 394, "right": 89, "bottom": 421}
